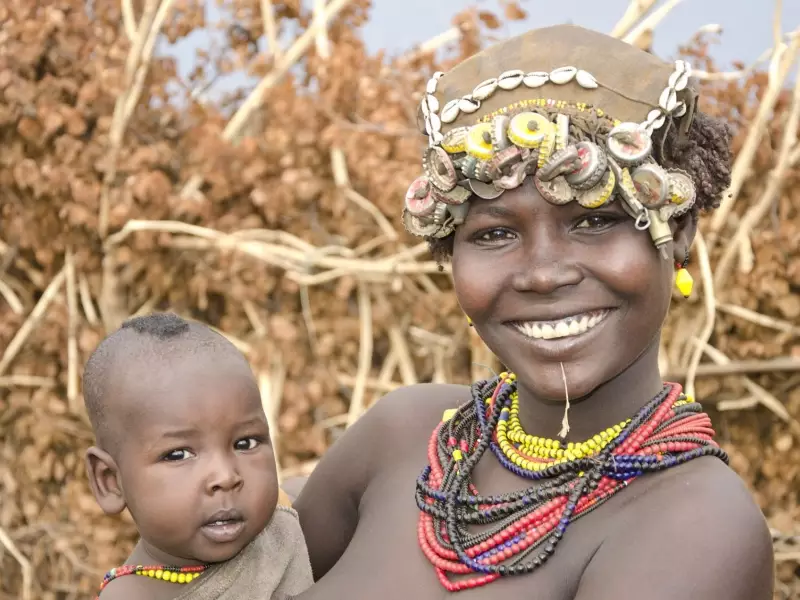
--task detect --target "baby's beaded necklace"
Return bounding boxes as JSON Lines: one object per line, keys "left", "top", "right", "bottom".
{"left": 415, "top": 373, "right": 727, "bottom": 592}
{"left": 95, "top": 564, "right": 208, "bottom": 598}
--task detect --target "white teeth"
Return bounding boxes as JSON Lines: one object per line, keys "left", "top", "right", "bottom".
{"left": 513, "top": 310, "right": 608, "bottom": 341}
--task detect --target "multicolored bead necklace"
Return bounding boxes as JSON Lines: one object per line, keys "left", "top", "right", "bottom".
{"left": 415, "top": 373, "right": 727, "bottom": 592}
{"left": 95, "top": 563, "right": 208, "bottom": 598}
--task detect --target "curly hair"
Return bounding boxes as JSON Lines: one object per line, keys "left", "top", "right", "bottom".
{"left": 426, "top": 108, "right": 733, "bottom": 264}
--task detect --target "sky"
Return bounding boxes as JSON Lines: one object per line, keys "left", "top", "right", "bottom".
{"left": 166, "top": 0, "right": 799, "bottom": 103}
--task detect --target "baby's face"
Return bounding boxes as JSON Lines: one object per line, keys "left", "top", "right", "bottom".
{"left": 112, "top": 357, "right": 278, "bottom": 564}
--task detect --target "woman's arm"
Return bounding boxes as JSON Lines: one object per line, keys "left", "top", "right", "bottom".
{"left": 573, "top": 461, "right": 774, "bottom": 600}
{"left": 292, "top": 386, "right": 424, "bottom": 580}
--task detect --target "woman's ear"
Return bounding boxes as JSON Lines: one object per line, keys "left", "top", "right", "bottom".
{"left": 85, "top": 447, "right": 126, "bottom": 515}
{"left": 671, "top": 212, "right": 697, "bottom": 265}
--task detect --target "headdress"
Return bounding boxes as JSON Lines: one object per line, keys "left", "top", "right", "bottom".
{"left": 404, "top": 25, "right": 699, "bottom": 260}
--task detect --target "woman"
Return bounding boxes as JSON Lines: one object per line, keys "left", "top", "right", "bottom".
{"left": 293, "top": 24, "right": 774, "bottom": 599}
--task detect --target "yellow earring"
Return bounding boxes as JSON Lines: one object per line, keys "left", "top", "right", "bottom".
{"left": 467, "top": 316, "right": 474, "bottom": 327}
{"left": 675, "top": 251, "right": 693, "bottom": 298}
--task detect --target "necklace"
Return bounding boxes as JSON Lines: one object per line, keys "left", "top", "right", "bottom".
{"left": 415, "top": 373, "right": 727, "bottom": 592}
{"left": 95, "top": 563, "right": 208, "bottom": 598}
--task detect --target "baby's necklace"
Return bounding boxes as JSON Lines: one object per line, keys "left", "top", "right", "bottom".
{"left": 95, "top": 563, "right": 208, "bottom": 598}
{"left": 415, "top": 373, "right": 727, "bottom": 592}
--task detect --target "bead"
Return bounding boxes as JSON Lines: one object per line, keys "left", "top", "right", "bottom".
{"left": 675, "top": 268, "right": 693, "bottom": 298}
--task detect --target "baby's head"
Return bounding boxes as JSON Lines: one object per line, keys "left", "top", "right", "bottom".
{"left": 83, "top": 313, "right": 278, "bottom": 565}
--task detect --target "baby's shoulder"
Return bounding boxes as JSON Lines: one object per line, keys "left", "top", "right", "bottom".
{"left": 96, "top": 566, "right": 184, "bottom": 600}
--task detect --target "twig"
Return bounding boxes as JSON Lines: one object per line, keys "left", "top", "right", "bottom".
{"left": 399, "top": 27, "right": 462, "bottom": 64}
{"left": 99, "top": 0, "right": 176, "bottom": 238}
{"left": 0, "top": 375, "right": 57, "bottom": 389}
{"left": 242, "top": 300, "right": 267, "bottom": 337}
{"left": 260, "top": 0, "right": 281, "bottom": 59}
{"left": 337, "top": 372, "right": 401, "bottom": 395}
{"left": 0, "top": 526, "right": 33, "bottom": 600}
{"left": 180, "top": 0, "right": 355, "bottom": 199}
{"left": 0, "top": 267, "right": 66, "bottom": 377}
{"left": 121, "top": 0, "right": 137, "bottom": 41}
{"left": 610, "top": 0, "right": 657, "bottom": 39}
{"left": 707, "top": 31, "right": 800, "bottom": 245}
{"left": 388, "top": 325, "right": 417, "bottom": 385}
{"left": 313, "top": 0, "right": 331, "bottom": 60}
{"left": 370, "top": 347, "right": 399, "bottom": 406}
{"left": 622, "top": 0, "right": 685, "bottom": 46}
{"left": 259, "top": 359, "right": 285, "bottom": 475}
{"left": 299, "top": 286, "right": 318, "bottom": 353}
{"left": 714, "top": 61, "right": 800, "bottom": 287}
{"left": 346, "top": 282, "right": 373, "bottom": 427}
{"left": 330, "top": 147, "right": 398, "bottom": 240}
{"left": 664, "top": 356, "right": 800, "bottom": 380}
{"left": 0, "top": 277, "right": 23, "bottom": 314}
{"left": 717, "top": 302, "right": 800, "bottom": 336}
{"left": 691, "top": 338, "right": 790, "bottom": 421}
{"left": 77, "top": 273, "right": 99, "bottom": 326}
{"left": 65, "top": 249, "right": 80, "bottom": 413}
{"left": 684, "top": 232, "right": 715, "bottom": 400}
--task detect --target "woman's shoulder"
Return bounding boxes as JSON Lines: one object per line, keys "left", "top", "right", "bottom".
{"left": 365, "top": 382, "right": 472, "bottom": 440}
{"left": 609, "top": 455, "right": 771, "bottom": 560}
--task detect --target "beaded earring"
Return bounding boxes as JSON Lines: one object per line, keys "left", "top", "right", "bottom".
{"left": 674, "top": 248, "right": 693, "bottom": 298}
{"left": 467, "top": 316, "right": 474, "bottom": 327}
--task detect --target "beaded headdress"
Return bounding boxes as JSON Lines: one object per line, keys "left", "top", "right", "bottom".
{"left": 404, "top": 25, "right": 699, "bottom": 260}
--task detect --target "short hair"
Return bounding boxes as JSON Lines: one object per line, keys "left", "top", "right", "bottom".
{"left": 427, "top": 109, "right": 733, "bottom": 263}
{"left": 82, "top": 313, "right": 245, "bottom": 453}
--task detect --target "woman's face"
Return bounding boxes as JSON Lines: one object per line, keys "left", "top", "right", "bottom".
{"left": 452, "top": 182, "right": 680, "bottom": 401}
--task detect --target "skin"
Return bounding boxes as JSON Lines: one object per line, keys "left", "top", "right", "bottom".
{"left": 294, "top": 182, "right": 774, "bottom": 600}
{"left": 86, "top": 350, "right": 279, "bottom": 600}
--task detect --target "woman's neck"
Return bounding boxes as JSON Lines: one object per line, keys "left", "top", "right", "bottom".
{"left": 513, "top": 339, "right": 665, "bottom": 441}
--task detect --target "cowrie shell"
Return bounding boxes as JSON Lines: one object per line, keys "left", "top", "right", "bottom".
{"left": 426, "top": 112, "right": 441, "bottom": 134}
{"left": 458, "top": 95, "right": 481, "bottom": 114}
{"left": 523, "top": 71, "right": 549, "bottom": 88}
{"left": 576, "top": 69, "right": 598, "bottom": 89}
{"left": 673, "top": 102, "right": 687, "bottom": 117}
{"left": 424, "top": 94, "right": 439, "bottom": 114}
{"left": 549, "top": 66, "right": 577, "bottom": 84}
{"left": 498, "top": 69, "right": 524, "bottom": 90}
{"left": 659, "top": 87, "right": 678, "bottom": 111}
{"left": 441, "top": 99, "right": 460, "bottom": 124}
{"left": 472, "top": 78, "right": 498, "bottom": 100}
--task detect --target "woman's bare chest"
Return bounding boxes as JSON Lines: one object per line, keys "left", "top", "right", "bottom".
{"left": 301, "top": 455, "right": 612, "bottom": 600}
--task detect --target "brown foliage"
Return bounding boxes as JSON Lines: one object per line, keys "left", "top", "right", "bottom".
{"left": 0, "top": 2, "right": 798, "bottom": 599}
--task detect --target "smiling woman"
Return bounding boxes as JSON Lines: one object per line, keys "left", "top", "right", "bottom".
{"left": 293, "top": 24, "right": 774, "bottom": 600}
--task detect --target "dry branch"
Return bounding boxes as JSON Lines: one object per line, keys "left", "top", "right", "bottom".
{"left": 0, "top": 268, "right": 66, "bottom": 377}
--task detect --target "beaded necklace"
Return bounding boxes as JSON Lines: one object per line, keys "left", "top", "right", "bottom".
{"left": 95, "top": 563, "right": 208, "bottom": 598}
{"left": 415, "top": 373, "right": 727, "bottom": 592}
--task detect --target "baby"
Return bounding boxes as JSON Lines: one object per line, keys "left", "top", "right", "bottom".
{"left": 82, "top": 313, "right": 313, "bottom": 600}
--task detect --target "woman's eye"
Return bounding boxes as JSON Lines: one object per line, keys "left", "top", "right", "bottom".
{"left": 574, "top": 214, "right": 618, "bottom": 230}
{"left": 473, "top": 228, "right": 516, "bottom": 244}
{"left": 234, "top": 437, "right": 260, "bottom": 451}
{"left": 162, "top": 449, "right": 195, "bottom": 462}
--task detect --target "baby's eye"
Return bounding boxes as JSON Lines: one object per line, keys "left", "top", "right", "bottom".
{"left": 162, "top": 449, "right": 195, "bottom": 462}
{"left": 234, "top": 437, "right": 260, "bottom": 451}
